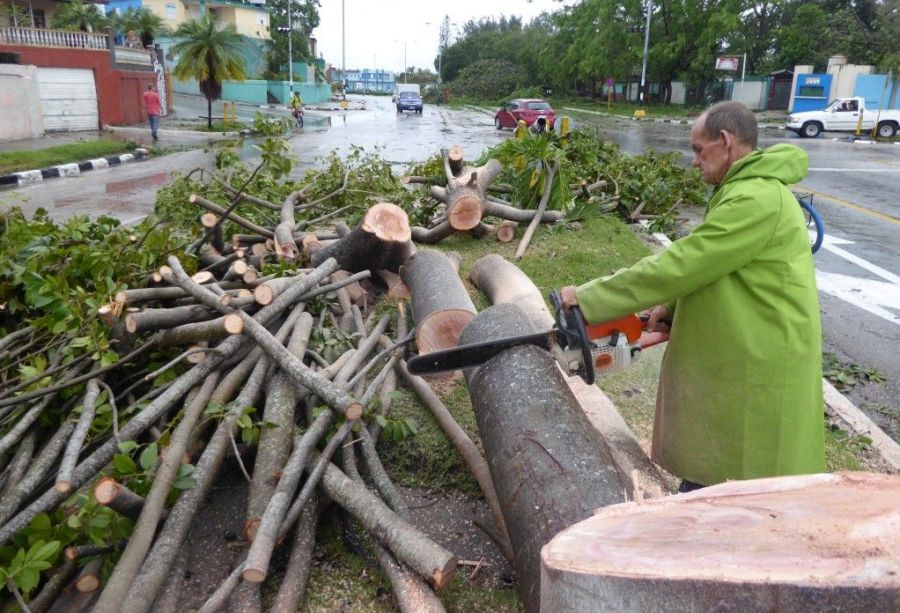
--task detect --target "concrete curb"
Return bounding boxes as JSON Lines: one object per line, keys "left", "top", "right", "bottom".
{"left": 0, "top": 148, "right": 150, "bottom": 188}
{"left": 637, "top": 223, "right": 900, "bottom": 472}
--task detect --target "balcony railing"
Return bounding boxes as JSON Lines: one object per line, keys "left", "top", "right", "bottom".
{"left": 0, "top": 27, "right": 109, "bottom": 50}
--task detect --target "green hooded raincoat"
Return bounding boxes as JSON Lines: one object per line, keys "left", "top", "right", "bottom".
{"left": 575, "top": 144, "right": 825, "bottom": 485}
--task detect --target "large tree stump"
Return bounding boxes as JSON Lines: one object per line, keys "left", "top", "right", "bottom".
{"left": 400, "top": 249, "right": 476, "bottom": 355}
{"left": 458, "top": 303, "right": 633, "bottom": 612}
{"left": 309, "top": 202, "right": 413, "bottom": 273}
{"left": 541, "top": 472, "right": 900, "bottom": 612}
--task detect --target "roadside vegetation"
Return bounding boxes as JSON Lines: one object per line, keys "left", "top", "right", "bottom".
{"left": 0, "top": 140, "right": 134, "bottom": 174}
{"left": 435, "top": 2, "right": 898, "bottom": 106}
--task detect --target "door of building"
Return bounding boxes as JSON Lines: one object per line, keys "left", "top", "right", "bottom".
{"left": 35, "top": 67, "right": 99, "bottom": 131}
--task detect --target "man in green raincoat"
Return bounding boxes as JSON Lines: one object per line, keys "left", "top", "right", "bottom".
{"left": 561, "top": 101, "right": 825, "bottom": 492}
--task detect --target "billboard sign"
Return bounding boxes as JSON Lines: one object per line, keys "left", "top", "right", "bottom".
{"left": 715, "top": 56, "right": 741, "bottom": 71}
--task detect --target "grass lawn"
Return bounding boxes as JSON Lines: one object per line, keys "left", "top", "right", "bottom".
{"left": 554, "top": 97, "right": 702, "bottom": 119}
{"left": 0, "top": 140, "right": 134, "bottom": 174}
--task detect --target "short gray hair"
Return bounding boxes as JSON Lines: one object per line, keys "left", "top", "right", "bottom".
{"left": 701, "top": 101, "right": 758, "bottom": 148}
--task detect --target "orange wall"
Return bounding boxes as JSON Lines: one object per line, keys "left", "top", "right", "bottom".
{"left": 0, "top": 44, "right": 156, "bottom": 126}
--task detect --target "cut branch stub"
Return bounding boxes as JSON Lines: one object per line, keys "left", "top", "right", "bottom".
{"left": 440, "top": 154, "right": 502, "bottom": 232}
{"left": 400, "top": 249, "right": 476, "bottom": 355}
{"left": 310, "top": 203, "right": 413, "bottom": 273}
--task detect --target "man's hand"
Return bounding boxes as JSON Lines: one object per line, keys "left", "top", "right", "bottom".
{"left": 643, "top": 305, "right": 671, "bottom": 332}
{"left": 559, "top": 285, "right": 579, "bottom": 309}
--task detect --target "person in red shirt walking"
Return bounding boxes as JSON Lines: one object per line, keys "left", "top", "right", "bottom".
{"left": 142, "top": 84, "right": 161, "bottom": 140}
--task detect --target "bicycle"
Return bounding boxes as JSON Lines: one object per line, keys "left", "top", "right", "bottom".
{"left": 792, "top": 191, "right": 825, "bottom": 254}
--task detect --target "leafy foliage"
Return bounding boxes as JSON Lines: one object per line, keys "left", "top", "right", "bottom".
{"left": 50, "top": 0, "right": 105, "bottom": 32}
{"left": 172, "top": 14, "right": 248, "bottom": 129}
{"left": 448, "top": 59, "right": 528, "bottom": 102}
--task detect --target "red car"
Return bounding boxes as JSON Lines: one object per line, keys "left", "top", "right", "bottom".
{"left": 494, "top": 98, "right": 556, "bottom": 130}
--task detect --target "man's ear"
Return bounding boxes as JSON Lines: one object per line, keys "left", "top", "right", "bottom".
{"left": 719, "top": 129, "right": 733, "bottom": 149}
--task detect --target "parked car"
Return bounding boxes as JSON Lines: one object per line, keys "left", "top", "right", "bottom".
{"left": 494, "top": 99, "right": 556, "bottom": 130}
{"left": 396, "top": 91, "right": 423, "bottom": 114}
{"left": 786, "top": 96, "right": 900, "bottom": 138}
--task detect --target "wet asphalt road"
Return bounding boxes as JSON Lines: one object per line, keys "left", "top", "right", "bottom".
{"left": 2, "top": 94, "right": 898, "bottom": 438}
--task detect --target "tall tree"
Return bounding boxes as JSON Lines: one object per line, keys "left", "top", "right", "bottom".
{"left": 266, "top": 0, "right": 320, "bottom": 79}
{"left": 51, "top": 0, "right": 106, "bottom": 33}
{"left": 172, "top": 14, "right": 248, "bottom": 128}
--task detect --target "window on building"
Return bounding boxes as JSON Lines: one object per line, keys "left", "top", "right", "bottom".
{"left": 32, "top": 9, "right": 45, "bottom": 27}
{"left": 798, "top": 85, "right": 825, "bottom": 97}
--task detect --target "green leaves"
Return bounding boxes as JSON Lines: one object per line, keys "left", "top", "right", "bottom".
{"left": 0, "top": 540, "right": 60, "bottom": 596}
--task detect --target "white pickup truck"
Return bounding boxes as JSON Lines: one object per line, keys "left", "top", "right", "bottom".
{"left": 785, "top": 97, "right": 900, "bottom": 138}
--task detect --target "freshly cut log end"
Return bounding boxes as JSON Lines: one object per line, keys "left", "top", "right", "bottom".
{"left": 447, "top": 194, "right": 483, "bottom": 231}
{"left": 244, "top": 518, "right": 261, "bottom": 542}
{"left": 447, "top": 145, "right": 464, "bottom": 177}
{"left": 401, "top": 249, "right": 476, "bottom": 354}
{"left": 361, "top": 202, "right": 412, "bottom": 242}
{"left": 345, "top": 403, "right": 363, "bottom": 421}
{"left": 76, "top": 574, "right": 101, "bottom": 593}
{"left": 540, "top": 472, "right": 900, "bottom": 613}
{"left": 496, "top": 220, "right": 519, "bottom": 243}
{"left": 431, "top": 559, "right": 457, "bottom": 589}
{"left": 54, "top": 480, "right": 72, "bottom": 494}
{"left": 415, "top": 310, "right": 476, "bottom": 355}
{"left": 223, "top": 313, "right": 244, "bottom": 335}
{"left": 200, "top": 212, "right": 219, "bottom": 229}
{"left": 253, "top": 284, "right": 275, "bottom": 306}
{"left": 192, "top": 270, "right": 214, "bottom": 284}
{"left": 243, "top": 567, "right": 267, "bottom": 584}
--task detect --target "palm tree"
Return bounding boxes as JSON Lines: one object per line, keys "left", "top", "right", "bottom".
{"left": 51, "top": 0, "right": 107, "bottom": 33}
{"left": 172, "top": 14, "right": 248, "bottom": 129}
{"left": 122, "top": 7, "right": 171, "bottom": 48}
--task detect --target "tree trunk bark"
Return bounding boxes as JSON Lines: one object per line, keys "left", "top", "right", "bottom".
{"left": 310, "top": 203, "right": 413, "bottom": 273}
{"left": 189, "top": 194, "right": 274, "bottom": 238}
{"left": 468, "top": 254, "right": 669, "bottom": 498}
{"left": 400, "top": 249, "right": 476, "bottom": 354}
{"left": 457, "top": 303, "right": 633, "bottom": 612}
{"left": 269, "top": 495, "right": 320, "bottom": 613}
{"left": 541, "top": 472, "right": 900, "bottom": 612}
{"left": 55, "top": 379, "right": 100, "bottom": 494}
{"left": 125, "top": 305, "right": 218, "bottom": 335}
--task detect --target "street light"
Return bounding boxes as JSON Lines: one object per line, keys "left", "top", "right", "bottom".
{"left": 638, "top": 0, "right": 652, "bottom": 105}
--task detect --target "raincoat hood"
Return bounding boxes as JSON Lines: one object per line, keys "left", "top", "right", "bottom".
{"left": 722, "top": 143, "right": 809, "bottom": 187}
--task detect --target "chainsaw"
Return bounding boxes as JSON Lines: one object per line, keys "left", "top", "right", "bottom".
{"left": 407, "top": 290, "right": 669, "bottom": 385}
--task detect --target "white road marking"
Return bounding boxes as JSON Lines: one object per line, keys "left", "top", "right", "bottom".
{"left": 816, "top": 271, "right": 900, "bottom": 326}
{"left": 814, "top": 235, "right": 900, "bottom": 327}
{"left": 807, "top": 168, "right": 900, "bottom": 172}
{"left": 820, "top": 235, "right": 900, "bottom": 285}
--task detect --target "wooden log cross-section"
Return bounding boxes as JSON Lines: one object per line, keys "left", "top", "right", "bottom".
{"left": 401, "top": 248, "right": 476, "bottom": 355}
{"left": 541, "top": 472, "right": 900, "bottom": 612}
{"left": 457, "top": 302, "right": 633, "bottom": 613}
{"left": 310, "top": 202, "right": 413, "bottom": 273}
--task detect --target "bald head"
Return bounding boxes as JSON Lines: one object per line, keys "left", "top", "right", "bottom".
{"left": 699, "top": 101, "right": 758, "bottom": 149}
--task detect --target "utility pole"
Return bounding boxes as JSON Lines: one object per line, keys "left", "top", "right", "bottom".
{"left": 287, "top": 0, "right": 293, "bottom": 88}
{"left": 639, "top": 0, "right": 652, "bottom": 105}
{"left": 438, "top": 15, "right": 449, "bottom": 85}
{"left": 404, "top": 41, "right": 407, "bottom": 84}
{"left": 341, "top": 0, "right": 346, "bottom": 93}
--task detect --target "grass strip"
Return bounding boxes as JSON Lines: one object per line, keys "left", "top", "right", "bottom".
{"left": 0, "top": 140, "right": 133, "bottom": 174}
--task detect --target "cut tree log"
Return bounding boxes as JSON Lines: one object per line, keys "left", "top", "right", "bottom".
{"left": 515, "top": 160, "right": 558, "bottom": 259}
{"left": 431, "top": 148, "right": 502, "bottom": 231}
{"left": 93, "top": 477, "right": 147, "bottom": 520}
{"left": 400, "top": 249, "right": 476, "bottom": 355}
{"left": 541, "top": 472, "right": 900, "bottom": 613}
{"left": 76, "top": 557, "right": 103, "bottom": 592}
{"left": 468, "top": 254, "right": 669, "bottom": 498}
{"left": 496, "top": 220, "right": 518, "bottom": 242}
{"left": 189, "top": 194, "right": 274, "bottom": 238}
{"left": 273, "top": 190, "right": 303, "bottom": 261}
{"left": 457, "top": 303, "right": 633, "bottom": 612}
{"left": 310, "top": 202, "right": 413, "bottom": 273}
{"left": 55, "top": 379, "right": 100, "bottom": 493}
{"left": 375, "top": 269, "right": 410, "bottom": 299}
{"left": 125, "top": 305, "right": 218, "bottom": 335}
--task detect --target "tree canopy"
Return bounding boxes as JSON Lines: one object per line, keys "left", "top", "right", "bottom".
{"left": 435, "top": 0, "right": 899, "bottom": 103}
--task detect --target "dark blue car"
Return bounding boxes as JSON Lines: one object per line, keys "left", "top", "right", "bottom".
{"left": 396, "top": 92, "right": 423, "bottom": 114}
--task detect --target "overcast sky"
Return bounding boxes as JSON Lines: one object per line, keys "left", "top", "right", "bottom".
{"left": 312, "top": 0, "right": 573, "bottom": 74}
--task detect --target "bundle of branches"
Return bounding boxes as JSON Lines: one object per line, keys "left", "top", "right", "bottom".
{"left": 485, "top": 129, "right": 706, "bottom": 225}
{"left": 0, "top": 179, "right": 517, "bottom": 610}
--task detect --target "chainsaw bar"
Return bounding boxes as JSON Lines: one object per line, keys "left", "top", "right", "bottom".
{"left": 407, "top": 330, "right": 560, "bottom": 376}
